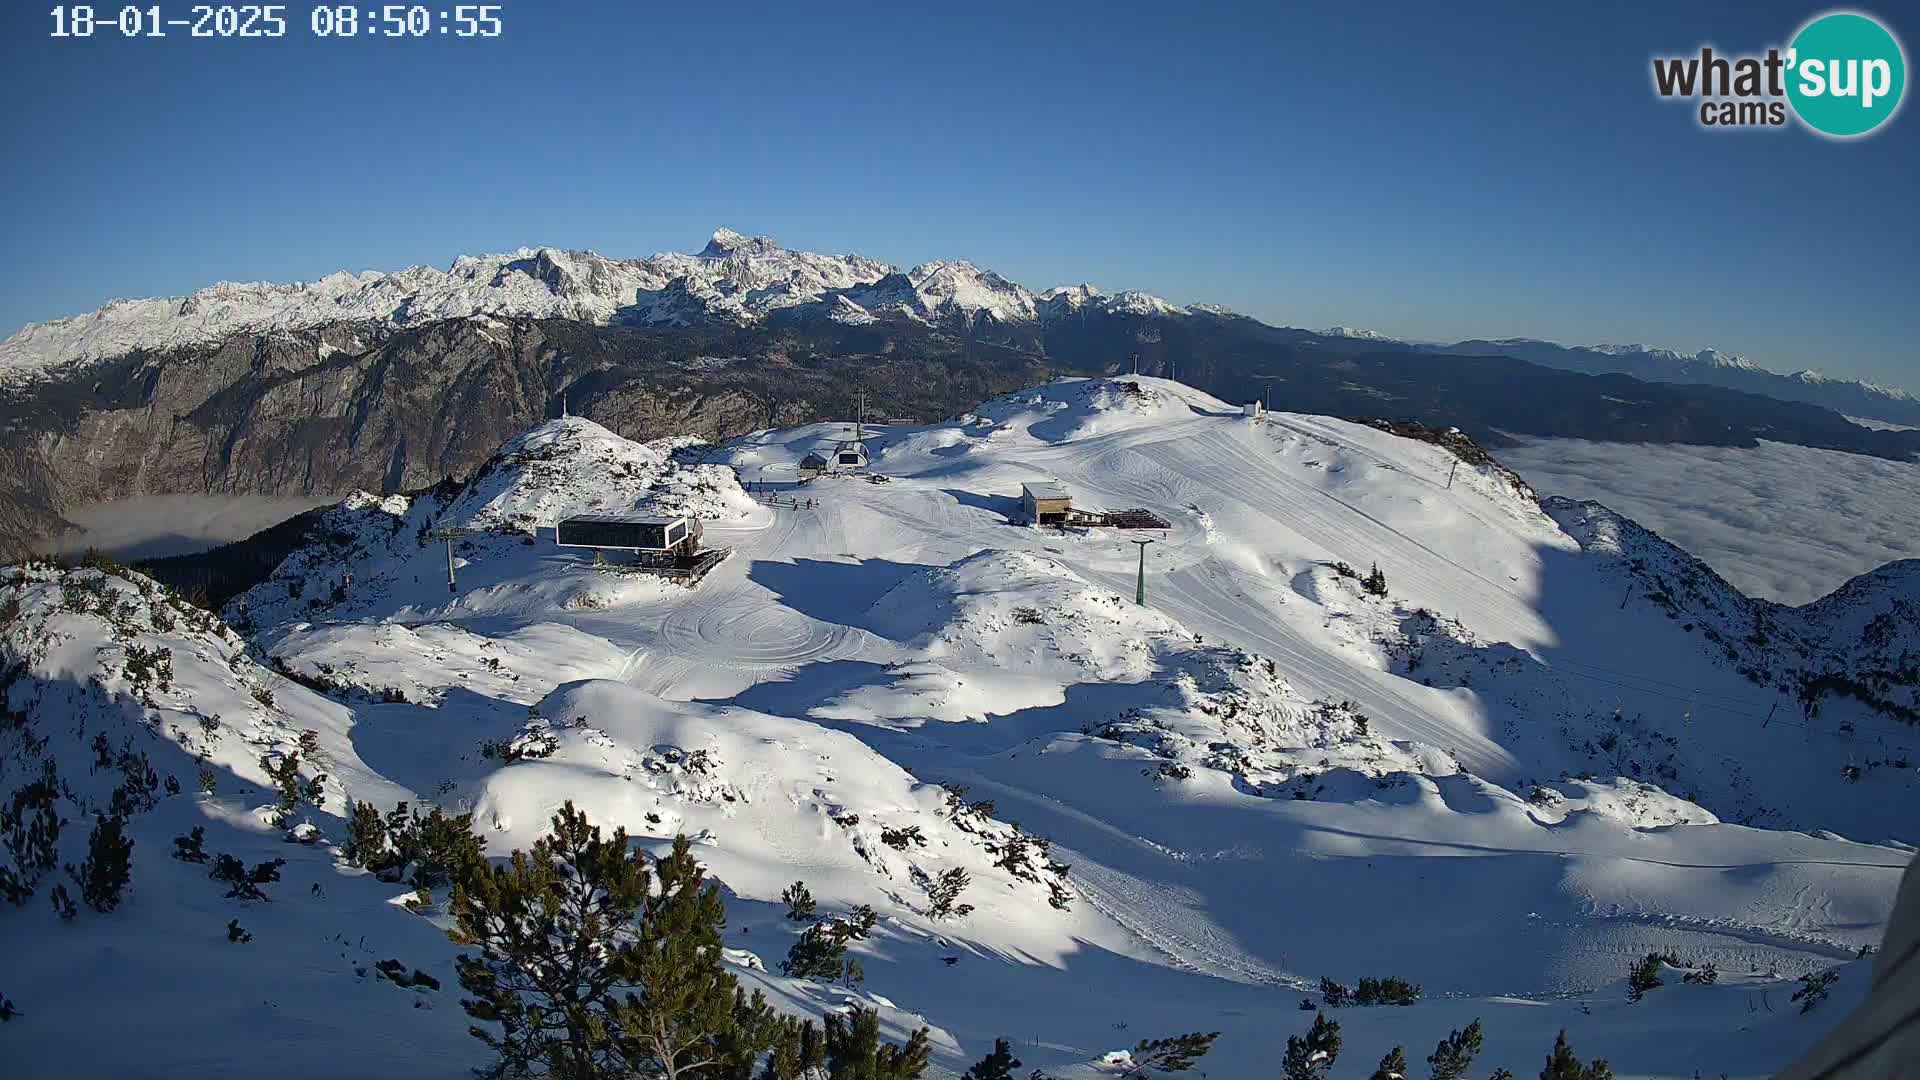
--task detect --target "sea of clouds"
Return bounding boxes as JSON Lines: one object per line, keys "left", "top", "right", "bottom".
{"left": 1498, "top": 438, "right": 1920, "bottom": 606}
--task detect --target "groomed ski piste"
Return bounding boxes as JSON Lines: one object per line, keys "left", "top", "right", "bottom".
{"left": 3, "top": 376, "right": 1914, "bottom": 1078}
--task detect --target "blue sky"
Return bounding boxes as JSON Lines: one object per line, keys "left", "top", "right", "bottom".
{"left": 1, "top": 1, "right": 1913, "bottom": 389}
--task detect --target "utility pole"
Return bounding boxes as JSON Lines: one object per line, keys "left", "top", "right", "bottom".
{"left": 1131, "top": 537, "right": 1156, "bottom": 606}
{"left": 1619, "top": 582, "right": 1635, "bottom": 609}
{"left": 1131, "top": 352, "right": 1140, "bottom": 375}
{"left": 1446, "top": 459, "right": 1459, "bottom": 489}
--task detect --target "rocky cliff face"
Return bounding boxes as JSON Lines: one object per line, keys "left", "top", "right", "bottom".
{"left": 0, "top": 315, "right": 1052, "bottom": 556}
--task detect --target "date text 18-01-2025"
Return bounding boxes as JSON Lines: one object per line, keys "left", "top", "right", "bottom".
{"left": 49, "top": 5, "right": 503, "bottom": 39}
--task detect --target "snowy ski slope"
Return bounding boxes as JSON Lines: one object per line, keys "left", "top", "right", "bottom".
{"left": 3, "top": 377, "right": 1913, "bottom": 1079}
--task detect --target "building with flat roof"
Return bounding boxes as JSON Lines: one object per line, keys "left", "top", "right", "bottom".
{"left": 1020, "top": 481, "right": 1072, "bottom": 525}
{"left": 555, "top": 514, "right": 701, "bottom": 554}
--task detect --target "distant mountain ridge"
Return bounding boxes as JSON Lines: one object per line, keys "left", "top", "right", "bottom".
{"left": 0, "top": 228, "right": 1200, "bottom": 385}
{"left": 1433, "top": 338, "right": 1920, "bottom": 427}
{"left": 3, "top": 228, "right": 1918, "bottom": 561}
{"left": 6, "top": 228, "right": 1911, "bottom": 425}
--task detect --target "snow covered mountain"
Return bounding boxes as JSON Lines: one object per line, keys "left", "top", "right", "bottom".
{"left": 0, "top": 230, "right": 1200, "bottom": 385}
{"left": 5, "top": 376, "right": 1911, "bottom": 1079}
{"left": 9, "top": 228, "right": 1920, "bottom": 569}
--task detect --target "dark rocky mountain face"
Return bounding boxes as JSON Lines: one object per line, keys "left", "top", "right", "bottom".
{"left": 0, "top": 316, "right": 1050, "bottom": 556}
{"left": 3, "top": 307, "right": 1916, "bottom": 559}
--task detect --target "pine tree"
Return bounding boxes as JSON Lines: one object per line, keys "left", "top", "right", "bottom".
{"left": 1626, "top": 953, "right": 1664, "bottom": 1002}
{"left": 341, "top": 799, "right": 388, "bottom": 868}
{"left": 758, "top": 1016, "right": 826, "bottom": 1080}
{"left": 1355, "top": 975, "right": 1421, "bottom": 1005}
{"left": 73, "top": 814, "right": 133, "bottom": 912}
{"left": 262, "top": 751, "right": 299, "bottom": 826}
{"left": 451, "top": 804, "right": 778, "bottom": 1080}
{"left": 1538, "top": 1031, "right": 1611, "bottom": 1080}
{"left": 452, "top": 802, "right": 648, "bottom": 1080}
{"left": 823, "top": 1005, "right": 931, "bottom": 1080}
{"left": 172, "top": 826, "right": 209, "bottom": 863}
{"left": 408, "top": 804, "right": 486, "bottom": 888}
{"left": 1318, "top": 976, "right": 1350, "bottom": 1008}
{"left": 783, "top": 907, "right": 878, "bottom": 980}
{"left": 607, "top": 835, "right": 779, "bottom": 1080}
{"left": 961, "top": 1038, "right": 1022, "bottom": 1080}
{"left": 2, "top": 759, "right": 64, "bottom": 903}
{"left": 783, "top": 880, "right": 816, "bottom": 921}
{"left": 1370, "top": 1046, "right": 1409, "bottom": 1080}
{"left": 926, "top": 866, "right": 973, "bottom": 920}
{"left": 210, "top": 854, "right": 285, "bottom": 901}
{"left": 1126, "top": 1032, "right": 1217, "bottom": 1075}
{"left": 1791, "top": 969, "right": 1839, "bottom": 1013}
{"left": 1281, "top": 1012, "right": 1341, "bottom": 1080}
{"left": 1427, "top": 1019, "right": 1483, "bottom": 1080}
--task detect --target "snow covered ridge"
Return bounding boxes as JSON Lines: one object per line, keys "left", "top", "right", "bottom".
{"left": 225, "top": 416, "right": 757, "bottom": 630}
{"left": 442, "top": 416, "right": 754, "bottom": 534}
{"left": 6, "top": 380, "right": 1919, "bottom": 1078}
{"left": 1545, "top": 498, "right": 1920, "bottom": 727}
{"left": 0, "top": 559, "right": 401, "bottom": 847}
{"left": 0, "top": 228, "right": 1205, "bottom": 382}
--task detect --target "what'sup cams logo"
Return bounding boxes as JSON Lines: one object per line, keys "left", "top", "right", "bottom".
{"left": 1652, "top": 10, "right": 1906, "bottom": 137}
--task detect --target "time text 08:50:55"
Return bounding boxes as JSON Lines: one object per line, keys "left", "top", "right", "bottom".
{"left": 49, "top": 5, "right": 504, "bottom": 39}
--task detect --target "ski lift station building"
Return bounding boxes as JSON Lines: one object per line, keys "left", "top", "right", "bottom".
{"left": 832, "top": 440, "right": 869, "bottom": 470}
{"left": 555, "top": 514, "right": 703, "bottom": 557}
{"left": 1021, "top": 481, "right": 1073, "bottom": 525}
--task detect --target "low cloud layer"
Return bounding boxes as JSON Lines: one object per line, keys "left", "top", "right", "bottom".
{"left": 1499, "top": 439, "right": 1920, "bottom": 606}
{"left": 55, "top": 494, "right": 337, "bottom": 561}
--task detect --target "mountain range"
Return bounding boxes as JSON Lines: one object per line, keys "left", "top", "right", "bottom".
{"left": 1, "top": 229, "right": 1916, "bottom": 559}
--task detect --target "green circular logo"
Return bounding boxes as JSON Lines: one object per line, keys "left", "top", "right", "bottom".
{"left": 1787, "top": 11, "right": 1907, "bottom": 137}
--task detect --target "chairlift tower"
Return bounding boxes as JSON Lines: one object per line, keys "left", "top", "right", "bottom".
{"left": 1131, "top": 537, "right": 1156, "bottom": 606}
{"left": 426, "top": 526, "right": 485, "bottom": 595}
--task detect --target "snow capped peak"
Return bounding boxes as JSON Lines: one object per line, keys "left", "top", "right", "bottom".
{"left": 1040, "top": 284, "right": 1101, "bottom": 303}
{"left": 1693, "top": 348, "right": 1760, "bottom": 371}
{"left": 1320, "top": 325, "right": 1399, "bottom": 342}
{"left": 1588, "top": 343, "right": 1762, "bottom": 371}
{"left": 699, "top": 227, "right": 784, "bottom": 258}
{"left": 1105, "top": 290, "right": 1179, "bottom": 317}
{"left": 1789, "top": 369, "right": 1915, "bottom": 401}
{"left": 905, "top": 260, "right": 1038, "bottom": 323}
